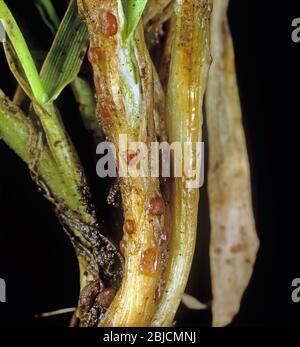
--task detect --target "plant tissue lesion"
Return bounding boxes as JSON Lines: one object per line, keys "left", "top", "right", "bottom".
{"left": 0, "top": 0, "right": 259, "bottom": 327}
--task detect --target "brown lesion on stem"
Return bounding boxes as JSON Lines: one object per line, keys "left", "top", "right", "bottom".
{"left": 78, "top": 0, "right": 168, "bottom": 326}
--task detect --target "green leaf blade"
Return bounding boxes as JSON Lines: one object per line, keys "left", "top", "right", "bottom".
{"left": 34, "top": 0, "right": 60, "bottom": 34}
{"left": 40, "top": 0, "right": 88, "bottom": 101}
{"left": 0, "top": 0, "right": 47, "bottom": 103}
{"left": 122, "top": 0, "right": 148, "bottom": 40}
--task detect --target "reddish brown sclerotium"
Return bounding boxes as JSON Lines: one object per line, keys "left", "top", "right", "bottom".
{"left": 79, "top": 281, "right": 100, "bottom": 311}
{"left": 88, "top": 47, "right": 104, "bottom": 64}
{"left": 119, "top": 239, "right": 126, "bottom": 257}
{"left": 123, "top": 219, "right": 135, "bottom": 235}
{"left": 101, "top": 12, "right": 118, "bottom": 37}
{"left": 140, "top": 248, "right": 159, "bottom": 276}
{"left": 124, "top": 150, "right": 139, "bottom": 165}
{"left": 230, "top": 243, "right": 247, "bottom": 254}
{"left": 148, "top": 196, "right": 165, "bottom": 216}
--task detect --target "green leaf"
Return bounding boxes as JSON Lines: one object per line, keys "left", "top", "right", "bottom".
{"left": 71, "top": 77, "right": 102, "bottom": 138}
{"left": 122, "top": 0, "right": 148, "bottom": 40}
{"left": 3, "top": 42, "right": 34, "bottom": 100}
{"left": 0, "top": 89, "right": 32, "bottom": 162}
{"left": 34, "top": 0, "right": 60, "bottom": 34}
{"left": 0, "top": 89, "right": 81, "bottom": 213}
{"left": 40, "top": 0, "right": 88, "bottom": 101}
{"left": 35, "top": 0, "right": 100, "bottom": 140}
{"left": 0, "top": 0, "right": 47, "bottom": 103}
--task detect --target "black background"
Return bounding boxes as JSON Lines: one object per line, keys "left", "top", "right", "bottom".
{"left": 0, "top": 0, "right": 296, "bottom": 327}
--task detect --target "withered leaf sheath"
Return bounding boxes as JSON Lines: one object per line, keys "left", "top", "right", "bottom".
{"left": 78, "top": 0, "right": 167, "bottom": 326}
{"left": 206, "top": 0, "right": 259, "bottom": 327}
{"left": 151, "top": 0, "right": 212, "bottom": 327}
